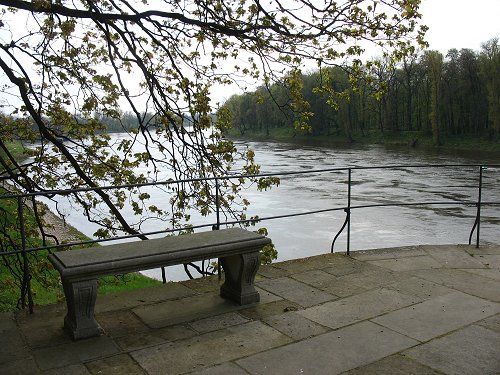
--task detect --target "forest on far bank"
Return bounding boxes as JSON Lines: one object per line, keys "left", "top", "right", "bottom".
{"left": 220, "top": 39, "right": 500, "bottom": 146}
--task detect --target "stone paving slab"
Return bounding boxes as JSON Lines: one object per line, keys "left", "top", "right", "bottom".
{"left": 291, "top": 269, "right": 341, "bottom": 287}
{"left": 350, "top": 246, "right": 427, "bottom": 261}
{"left": 15, "top": 304, "right": 68, "bottom": 348}
{"left": 257, "top": 277, "right": 336, "bottom": 307}
{"left": 313, "top": 274, "right": 373, "bottom": 297}
{"left": 42, "top": 363, "right": 91, "bottom": 375}
{"left": 3, "top": 357, "right": 40, "bottom": 375}
{"left": 188, "top": 312, "right": 250, "bottom": 333}
{"left": 133, "top": 287, "right": 281, "bottom": 329}
{"left": 236, "top": 321, "right": 418, "bottom": 375}
{"left": 464, "top": 244, "right": 500, "bottom": 256}
{"left": 96, "top": 282, "right": 197, "bottom": 313}
{"left": 322, "top": 255, "right": 383, "bottom": 277}
{"left": 33, "top": 335, "right": 119, "bottom": 371}
{"left": 472, "top": 254, "right": 500, "bottom": 268}
{"left": 263, "top": 311, "right": 330, "bottom": 340}
{"left": 367, "top": 255, "right": 442, "bottom": 272}
{"left": 385, "top": 276, "right": 455, "bottom": 300}
{"left": 341, "top": 354, "right": 443, "bottom": 375}
{"left": 291, "top": 268, "right": 373, "bottom": 297}
{"left": 113, "top": 324, "right": 197, "bottom": 352}
{"left": 271, "top": 253, "right": 341, "bottom": 273}
{"left": 422, "top": 245, "right": 486, "bottom": 269}
{"left": 133, "top": 293, "right": 243, "bottom": 329}
{"left": 411, "top": 268, "right": 500, "bottom": 302}
{"left": 186, "top": 362, "right": 249, "bottom": 375}
{"left": 477, "top": 313, "right": 500, "bottom": 333}
{"left": 298, "top": 288, "right": 419, "bottom": 329}
{"left": 131, "top": 321, "right": 291, "bottom": 375}
{"left": 180, "top": 275, "right": 225, "bottom": 294}
{"left": 85, "top": 354, "right": 145, "bottom": 375}
{"left": 257, "top": 264, "right": 291, "bottom": 279}
{"left": 0, "top": 312, "right": 29, "bottom": 364}
{"left": 97, "top": 309, "right": 150, "bottom": 338}
{"left": 320, "top": 256, "right": 376, "bottom": 277}
{"left": 255, "top": 287, "right": 284, "bottom": 303}
{"left": 371, "top": 291, "right": 500, "bottom": 342}
{"left": 0, "top": 311, "right": 16, "bottom": 330}
{"left": 462, "top": 268, "right": 500, "bottom": 281}
{"left": 404, "top": 325, "right": 500, "bottom": 375}
{"left": 238, "top": 299, "right": 301, "bottom": 321}
{"left": 336, "top": 267, "right": 412, "bottom": 290}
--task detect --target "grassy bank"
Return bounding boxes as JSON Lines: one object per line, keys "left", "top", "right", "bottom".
{"left": 0, "top": 266, "right": 161, "bottom": 312}
{"left": 227, "top": 128, "right": 500, "bottom": 154}
{"left": 0, "top": 185, "right": 160, "bottom": 312}
{"left": 0, "top": 140, "right": 26, "bottom": 162}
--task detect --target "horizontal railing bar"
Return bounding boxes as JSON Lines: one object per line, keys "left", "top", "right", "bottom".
{"left": 1, "top": 163, "right": 499, "bottom": 200}
{"left": 219, "top": 199, "right": 498, "bottom": 225}
{"left": 350, "top": 201, "right": 478, "bottom": 210}
{"left": 2, "top": 222, "right": 216, "bottom": 256}
{"left": 4, "top": 199, "right": 499, "bottom": 256}
{"left": 348, "top": 164, "right": 500, "bottom": 171}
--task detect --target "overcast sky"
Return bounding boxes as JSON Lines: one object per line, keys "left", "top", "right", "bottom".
{"left": 420, "top": 0, "right": 500, "bottom": 53}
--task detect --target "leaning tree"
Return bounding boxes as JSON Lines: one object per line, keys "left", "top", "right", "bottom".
{"left": 0, "top": 0, "right": 426, "bottom": 307}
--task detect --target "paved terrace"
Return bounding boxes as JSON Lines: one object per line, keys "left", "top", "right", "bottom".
{"left": 2, "top": 244, "right": 500, "bottom": 375}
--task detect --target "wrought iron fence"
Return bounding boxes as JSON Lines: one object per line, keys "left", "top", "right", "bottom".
{"left": 1, "top": 163, "right": 499, "bottom": 312}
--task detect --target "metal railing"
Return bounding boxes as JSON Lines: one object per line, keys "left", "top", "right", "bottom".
{"left": 1, "top": 163, "right": 499, "bottom": 312}
{"left": 330, "top": 164, "right": 499, "bottom": 254}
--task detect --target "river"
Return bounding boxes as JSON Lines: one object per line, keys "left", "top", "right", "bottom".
{"left": 236, "top": 140, "right": 500, "bottom": 255}
{"left": 48, "top": 134, "right": 500, "bottom": 281}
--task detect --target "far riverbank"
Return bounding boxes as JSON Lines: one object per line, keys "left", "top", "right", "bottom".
{"left": 226, "top": 128, "right": 500, "bottom": 155}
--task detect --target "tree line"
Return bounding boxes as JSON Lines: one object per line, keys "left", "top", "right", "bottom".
{"left": 0, "top": 111, "right": 197, "bottom": 135}
{"left": 93, "top": 112, "right": 196, "bottom": 133}
{"left": 221, "top": 38, "right": 500, "bottom": 145}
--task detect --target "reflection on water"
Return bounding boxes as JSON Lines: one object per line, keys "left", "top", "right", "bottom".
{"left": 52, "top": 135, "right": 500, "bottom": 281}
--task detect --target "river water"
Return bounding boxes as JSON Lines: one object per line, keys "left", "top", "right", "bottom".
{"left": 237, "top": 140, "right": 500, "bottom": 256}
{"left": 49, "top": 134, "right": 500, "bottom": 281}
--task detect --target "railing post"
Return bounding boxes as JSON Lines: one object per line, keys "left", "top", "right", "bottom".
{"left": 213, "top": 177, "right": 220, "bottom": 231}
{"left": 347, "top": 168, "right": 351, "bottom": 255}
{"left": 18, "top": 196, "right": 34, "bottom": 313}
{"left": 475, "top": 165, "right": 483, "bottom": 249}
{"left": 213, "top": 178, "right": 221, "bottom": 279}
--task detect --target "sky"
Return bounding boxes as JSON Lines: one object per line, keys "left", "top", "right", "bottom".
{"left": 419, "top": 0, "right": 500, "bottom": 53}
{"left": 212, "top": 0, "right": 500, "bottom": 104}
{"left": 1, "top": 1, "right": 499, "bottom": 111}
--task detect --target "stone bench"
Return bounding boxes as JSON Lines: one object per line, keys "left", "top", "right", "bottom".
{"left": 48, "top": 228, "right": 271, "bottom": 340}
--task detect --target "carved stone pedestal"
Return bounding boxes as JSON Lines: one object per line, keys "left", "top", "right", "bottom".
{"left": 220, "top": 252, "right": 261, "bottom": 305}
{"left": 62, "top": 279, "right": 101, "bottom": 340}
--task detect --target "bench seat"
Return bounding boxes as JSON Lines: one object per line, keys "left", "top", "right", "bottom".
{"left": 48, "top": 228, "right": 271, "bottom": 340}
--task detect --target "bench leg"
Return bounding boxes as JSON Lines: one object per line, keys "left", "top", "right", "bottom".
{"left": 220, "top": 252, "right": 260, "bottom": 305}
{"left": 62, "top": 279, "right": 101, "bottom": 340}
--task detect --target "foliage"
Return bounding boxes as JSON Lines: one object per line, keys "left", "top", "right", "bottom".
{"left": 0, "top": 0, "right": 425, "bottom": 304}
{"left": 424, "top": 50, "right": 443, "bottom": 145}
{"left": 222, "top": 39, "right": 500, "bottom": 145}
{"left": 479, "top": 38, "right": 500, "bottom": 135}
{"left": 0, "top": 187, "right": 58, "bottom": 310}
